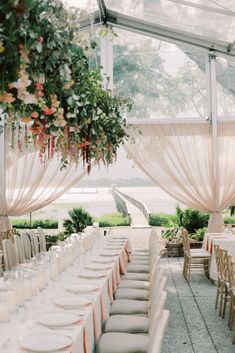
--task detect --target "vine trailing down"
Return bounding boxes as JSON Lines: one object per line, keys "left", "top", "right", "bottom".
{"left": 0, "top": 0, "right": 132, "bottom": 170}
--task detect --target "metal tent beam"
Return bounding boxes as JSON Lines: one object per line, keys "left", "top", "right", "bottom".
{"left": 79, "top": 9, "right": 235, "bottom": 59}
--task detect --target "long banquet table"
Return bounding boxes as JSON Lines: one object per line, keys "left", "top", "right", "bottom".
{"left": 203, "top": 232, "right": 235, "bottom": 281}
{"left": 0, "top": 232, "right": 131, "bottom": 353}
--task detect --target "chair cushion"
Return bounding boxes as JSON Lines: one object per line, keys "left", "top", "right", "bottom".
{"left": 98, "top": 332, "right": 148, "bottom": 353}
{"left": 114, "top": 288, "right": 149, "bottom": 301}
{"left": 121, "top": 273, "right": 149, "bottom": 281}
{"left": 131, "top": 258, "right": 149, "bottom": 265}
{"left": 105, "top": 315, "right": 149, "bottom": 333}
{"left": 110, "top": 299, "right": 148, "bottom": 315}
{"left": 132, "top": 254, "right": 149, "bottom": 259}
{"left": 118, "top": 280, "right": 149, "bottom": 290}
{"left": 127, "top": 264, "right": 150, "bottom": 273}
{"left": 191, "top": 252, "right": 211, "bottom": 258}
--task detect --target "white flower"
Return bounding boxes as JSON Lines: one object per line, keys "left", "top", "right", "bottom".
{"left": 54, "top": 119, "right": 67, "bottom": 127}
{"left": 23, "top": 93, "right": 38, "bottom": 105}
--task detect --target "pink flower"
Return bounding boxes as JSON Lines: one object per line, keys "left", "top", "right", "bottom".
{"left": 31, "top": 112, "right": 39, "bottom": 118}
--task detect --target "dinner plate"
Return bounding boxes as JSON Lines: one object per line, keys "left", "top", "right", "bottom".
{"left": 85, "top": 263, "right": 112, "bottom": 271}
{"left": 54, "top": 296, "right": 92, "bottom": 309}
{"left": 78, "top": 270, "right": 108, "bottom": 279}
{"left": 35, "top": 311, "right": 80, "bottom": 327}
{"left": 65, "top": 283, "right": 99, "bottom": 294}
{"left": 21, "top": 332, "right": 72, "bottom": 352}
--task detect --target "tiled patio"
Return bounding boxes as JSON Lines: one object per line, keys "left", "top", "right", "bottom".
{"left": 161, "top": 257, "right": 234, "bottom": 353}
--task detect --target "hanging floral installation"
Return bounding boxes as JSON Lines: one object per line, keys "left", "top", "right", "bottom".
{"left": 0, "top": 0, "right": 132, "bottom": 170}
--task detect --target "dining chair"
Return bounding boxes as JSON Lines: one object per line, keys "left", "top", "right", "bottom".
{"left": 21, "top": 232, "right": 32, "bottom": 260}
{"left": 110, "top": 269, "right": 166, "bottom": 316}
{"left": 29, "top": 230, "right": 40, "bottom": 256}
{"left": 227, "top": 256, "right": 235, "bottom": 330}
{"left": 105, "top": 274, "right": 167, "bottom": 334}
{"left": 99, "top": 305, "right": 169, "bottom": 353}
{"left": 2, "top": 239, "right": 19, "bottom": 270}
{"left": 182, "top": 229, "right": 211, "bottom": 281}
{"left": 13, "top": 234, "right": 26, "bottom": 264}
{"left": 218, "top": 248, "right": 230, "bottom": 318}
{"left": 37, "top": 227, "right": 47, "bottom": 252}
{"left": 213, "top": 244, "right": 222, "bottom": 310}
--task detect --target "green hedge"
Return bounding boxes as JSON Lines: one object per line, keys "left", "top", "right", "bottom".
{"left": 95, "top": 213, "right": 131, "bottom": 227}
{"left": 149, "top": 213, "right": 177, "bottom": 227}
{"left": 12, "top": 219, "right": 58, "bottom": 229}
{"left": 224, "top": 216, "right": 235, "bottom": 224}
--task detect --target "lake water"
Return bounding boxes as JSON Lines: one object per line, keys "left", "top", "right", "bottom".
{"left": 29, "top": 186, "right": 180, "bottom": 222}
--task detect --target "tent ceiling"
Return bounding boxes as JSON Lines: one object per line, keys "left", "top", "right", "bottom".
{"left": 78, "top": 0, "right": 235, "bottom": 59}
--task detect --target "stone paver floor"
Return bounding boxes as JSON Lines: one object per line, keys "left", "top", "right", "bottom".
{"left": 161, "top": 257, "right": 234, "bottom": 353}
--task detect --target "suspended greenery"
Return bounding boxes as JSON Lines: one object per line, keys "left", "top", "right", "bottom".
{"left": 0, "top": 0, "right": 132, "bottom": 169}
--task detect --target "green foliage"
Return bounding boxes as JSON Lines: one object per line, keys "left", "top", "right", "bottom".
{"left": 190, "top": 227, "right": 207, "bottom": 241}
{"left": 149, "top": 213, "right": 176, "bottom": 227}
{"left": 228, "top": 205, "right": 235, "bottom": 217}
{"left": 0, "top": 0, "right": 132, "bottom": 168}
{"left": 12, "top": 219, "right": 58, "bottom": 229}
{"left": 224, "top": 216, "right": 235, "bottom": 224}
{"left": 176, "top": 205, "right": 209, "bottom": 234}
{"left": 46, "top": 232, "right": 68, "bottom": 244}
{"left": 63, "top": 207, "right": 93, "bottom": 234}
{"left": 96, "top": 213, "right": 131, "bottom": 227}
{"left": 162, "top": 228, "right": 181, "bottom": 238}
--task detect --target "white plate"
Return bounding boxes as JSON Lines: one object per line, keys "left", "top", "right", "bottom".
{"left": 65, "top": 284, "right": 99, "bottom": 294}
{"left": 54, "top": 296, "right": 92, "bottom": 309}
{"left": 35, "top": 311, "right": 80, "bottom": 327}
{"left": 78, "top": 270, "right": 107, "bottom": 279}
{"left": 85, "top": 264, "right": 112, "bottom": 271}
{"left": 21, "top": 332, "right": 72, "bottom": 352}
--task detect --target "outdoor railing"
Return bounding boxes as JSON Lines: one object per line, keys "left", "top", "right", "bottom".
{"left": 112, "top": 189, "right": 131, "bottom": 218}
{"left": 115, "top": 189, "right": 151, "bottom": 223}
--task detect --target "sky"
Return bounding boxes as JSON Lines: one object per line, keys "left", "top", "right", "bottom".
{"left": 82, "top": 146, "right": 148, "bottom": 180}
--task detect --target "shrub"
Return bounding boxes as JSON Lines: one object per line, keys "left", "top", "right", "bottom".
{"left": 190, "top": 227, "right": 207, "bottom": 241}
{"left": 149, "top": 213, "right": 176, "bottom": 227}
{"left": 176, "top": 205, "right": 209, "bottom": 234}
{"left": 12, "top": 219, "right": 58, "bottom": 229}
{"left": 46, "top": 232, "right": 68, "bottom": 244}
{"left": 63, "top": 207, "right": 93, "bottom": 234}
{"left": 224, "top": 216, "right": 235, "bottom": 224}
{"left": 96, "top": 213, "right": 131, "bottom": 227}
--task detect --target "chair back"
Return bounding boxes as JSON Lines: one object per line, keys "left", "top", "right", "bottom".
{"left": 2, "top": 239, "right": 19, "bottom": 270}
{"left": 21, "top": 232, "right": 32, "bottom": 260}
{"left": 218, "top": 248, "right": 229, "bottom": 283}
{"left": 37, "top": 227, "right": 47, "bottom": 252}
{"left": 29, "top": 230, "right": 40, "bottom": 256}
{"left": 182, "top": 229, "right": 191, "bottom": 256}
{"left": 227, "top": 256, "right": 235, "bottom": 289}
{"left": 149, "top": 305, "right": 170, "bottom": 353}
{"left": 213, "top": 244, "right": 221, "bottom": 278}
{"left": 14, "top": 234, "right": 25, "bottom": 264}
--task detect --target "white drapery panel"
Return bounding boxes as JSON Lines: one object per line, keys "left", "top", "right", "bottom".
{"left": 0, "top": 128, "right": 86, "bottom": 231}
{"left": 125, "top": 121, "right": 235, "bottom": 232}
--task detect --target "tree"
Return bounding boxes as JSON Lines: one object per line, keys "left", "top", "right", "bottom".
{"left": 63, "top": 207, "right": 93, "bottom": 234}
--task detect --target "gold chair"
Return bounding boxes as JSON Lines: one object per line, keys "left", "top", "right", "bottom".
{"left": 182, "top": 229, "right": 211, "bottom": 281}
{"left": 214, "top": 244, "right": 222, "bottom": 310}
{"left": 218, "top": 248, "right": 230, "bottom": 318}
{"left": 227, "top": 256, "right": 235, "bottom": 331}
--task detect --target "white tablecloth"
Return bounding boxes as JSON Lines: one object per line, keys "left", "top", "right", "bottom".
{"left": 203, "top": 233, "right": 235, "bottom": 281}
{"left": 0, "top": 237, "right": 131, "bottom": 353}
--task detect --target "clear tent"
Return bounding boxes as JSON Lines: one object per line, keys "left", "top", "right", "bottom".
{"left": 61, "top": 0, "right": 235, "bottom": 232}
{"left": 2, "top": 0, "right": 235, "bottom": 232}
